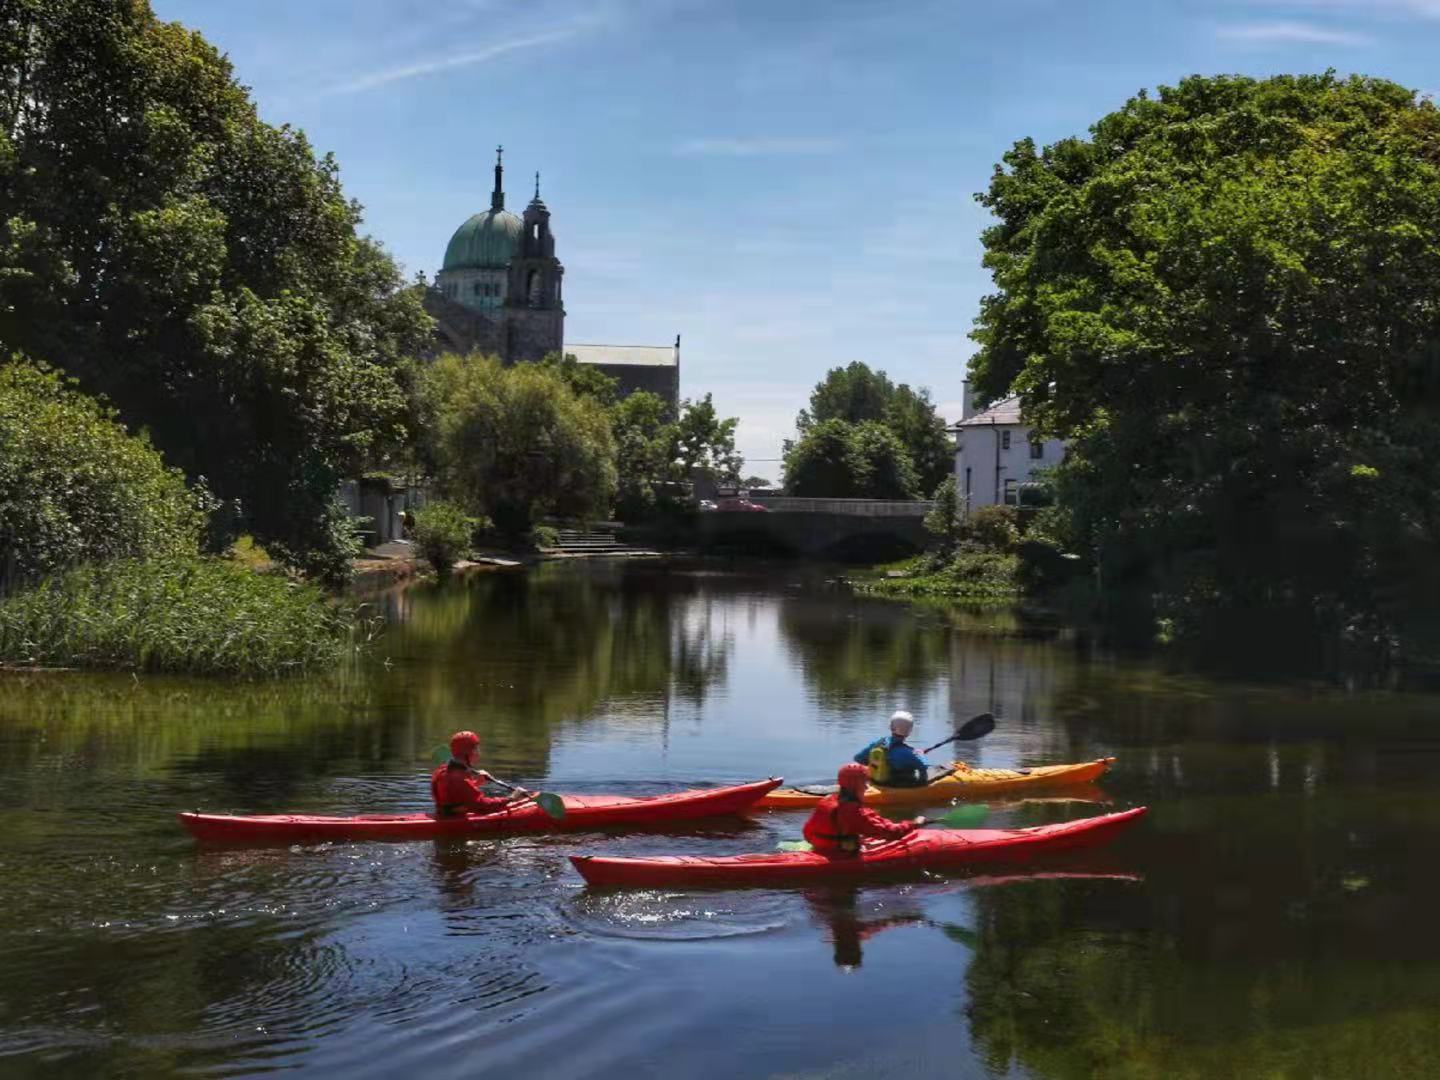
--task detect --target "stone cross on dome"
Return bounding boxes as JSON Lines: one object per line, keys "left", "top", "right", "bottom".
{"left": 491, "top": 145, "right": 505, "bottom": 211}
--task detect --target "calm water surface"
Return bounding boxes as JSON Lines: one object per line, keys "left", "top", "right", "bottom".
{"left": 1, "top": 561, "right": 1438, "bottom": 1078}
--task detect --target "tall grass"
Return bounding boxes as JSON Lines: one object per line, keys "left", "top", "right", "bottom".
{"left": 0, "top": 558, "right": 363, "bottom": 677}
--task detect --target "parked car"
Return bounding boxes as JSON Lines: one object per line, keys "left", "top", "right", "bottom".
{"left": 698, "top": 499, "right": 718, "bottom": 511}
{"left": 716, "top": 497, "right": 768, "bottom": 513}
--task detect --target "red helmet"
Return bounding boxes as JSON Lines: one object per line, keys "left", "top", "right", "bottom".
{"left": 838, "top": 762, "right": 870, "bottom": 795}
{"left": 449, "top": 730, "right": 481, "bottom": 759}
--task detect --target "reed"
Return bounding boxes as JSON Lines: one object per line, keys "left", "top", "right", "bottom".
{"left": 0, "top": 558, "right": 363, "bottom": 677}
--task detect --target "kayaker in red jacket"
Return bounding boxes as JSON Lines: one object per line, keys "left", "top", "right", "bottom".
{"left": 802, "top": 762, "right": 925, "bottom": 855}
{"left": 431, "top": 730, "right": 526, "bottom": 818}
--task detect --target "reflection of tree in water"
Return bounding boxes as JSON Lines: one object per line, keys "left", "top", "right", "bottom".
{"left": 961, "top": 847, "right": 1440, "bottom": 1077}
{"left": 377, "top": 563, "right": 732, "bottom": 772}
{"left": 778, "top": 594, "right": 949, "bottom": 711}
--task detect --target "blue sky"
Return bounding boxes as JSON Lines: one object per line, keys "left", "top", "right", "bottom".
{"left": 153, "top": 0, "right": 1440, "bottom": 478}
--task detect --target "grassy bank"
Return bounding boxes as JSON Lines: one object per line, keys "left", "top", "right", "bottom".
{"left": 0, "top": 558, "right": 362, "bottom": 677}
{"left": 850, "top": 553, "right": 1022, "bottom": 600}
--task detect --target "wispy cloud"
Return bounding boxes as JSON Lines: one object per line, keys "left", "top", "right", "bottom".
{"left": 1253, "top": 0, "right": 1440, "bottom": 16}
{"left": 675, "top": 136, "right": 846, "bottom": 157}
{"left": 1216, "top": 20, "right": 1374, "bottom": 45}
{"left": 322, "top": 24, "right": 596, "bottom": 96}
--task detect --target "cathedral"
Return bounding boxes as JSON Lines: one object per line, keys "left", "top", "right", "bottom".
{"left": 424, "top": 148, "right": 680, "bottom": 412}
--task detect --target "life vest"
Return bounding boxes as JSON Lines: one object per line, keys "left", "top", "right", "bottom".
{"left": 430, "top": 761, "right": 475, "bottom": 818}
{"left": 803, "top": 793, "right": 862, "bottom": 854}
{"left": 867, "top": 742, "right": 891, "bottom": 784}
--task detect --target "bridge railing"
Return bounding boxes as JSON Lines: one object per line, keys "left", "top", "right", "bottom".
{"left": 747, "top": 496, "right": 935, "bottom": 517}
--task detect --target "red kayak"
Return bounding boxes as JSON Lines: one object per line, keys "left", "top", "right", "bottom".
{"left": 179, "top": 778, "right": 782, "bottom": 843}
{"left": 570, "top": 807, "right": 1147, "bottom": 888}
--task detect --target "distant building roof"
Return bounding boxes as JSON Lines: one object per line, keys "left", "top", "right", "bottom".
{"left": 568, "top": 343, "right": 677, "bottom": 368}
{"left": 955, "top": 394, "right": 1024, "bottom": 427}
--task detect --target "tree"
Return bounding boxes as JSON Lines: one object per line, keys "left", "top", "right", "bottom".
{"left": 610, "top": 390, "right": 675, "bottom": 521}
{"left": 0, "top": 357, "right": 209, "bottom": 586}
{"left": 924, "top": 476, "right": 961, "bottom": 552}
{"left": 742, "top": 476, "right": 772, "bottom": 489}
{"left": 415, "top": 354, "right": 616, "bottom": 537}
{"left": 970, "top": 73, "right": 1440, "bottom": 657}
{"left": 536, "top": 352, "right": 620, "bottom": 407}
{"left": 0, "top": 0, "right": 432, "bottom": 580}
{"left": 784, "top": 419, "right": 920, "bottom": 499}
{"left": 795, "top": 362, "right": 952, "bottom": 494}
{"left": 674, "top": 393, "right": 743, "bottom": 484}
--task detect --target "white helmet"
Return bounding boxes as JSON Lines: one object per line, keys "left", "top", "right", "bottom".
{"left": 889, "top": 710, "right": 915, "bottom": 737}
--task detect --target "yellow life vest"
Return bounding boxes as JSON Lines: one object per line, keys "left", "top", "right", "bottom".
{"left": 867, "top": 742, "right": 891, "bottom": 784}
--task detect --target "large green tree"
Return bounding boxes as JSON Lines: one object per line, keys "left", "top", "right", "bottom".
{"left": 797, "top": 361, "right": 952, "bottom": 494}
{"left": 414, "top": 354, "right": 617, "bottom": 536}
{"left": 970, "top": 73, "right": 1440, "bottom": 658}
{"left": 784, "top": 419, "right": 919, "bottom": 500}
{"left": 0, "top": 0, "right": 431, "bottom": 579}
{"left": 0, "top": 357, "right": 207, "bottom": 585}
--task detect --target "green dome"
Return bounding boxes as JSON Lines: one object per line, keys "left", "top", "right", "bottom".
{"left": 442, "top": 208, "right": 523, "bottom": 271}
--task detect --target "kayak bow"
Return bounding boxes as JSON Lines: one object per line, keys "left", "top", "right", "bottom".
{"left": 179, "top": 777, "right": 782, "bottom": 843}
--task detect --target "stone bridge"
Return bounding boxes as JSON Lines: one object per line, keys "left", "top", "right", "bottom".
{"left": 698, "top": 497, "right": 934, "bottom": 562}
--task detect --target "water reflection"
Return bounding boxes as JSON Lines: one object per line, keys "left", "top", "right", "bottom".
{"left": 2, "top": 561, "right": 1440, "bottom": 1077}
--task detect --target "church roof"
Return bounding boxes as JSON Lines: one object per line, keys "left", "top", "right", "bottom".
{"left": 568, "top": 343, "right": 678, "bottom": 367}
{"left": 955, "top": 395, "right": 1024, "bottom": 427}
{"left": 442, "top": 208, "right": 524, "bottom": 271}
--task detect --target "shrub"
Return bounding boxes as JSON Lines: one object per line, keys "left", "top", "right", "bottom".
{"left": 0, "top": 558, "right": 358, "bottom": 677}
{"left": 924, "top": 476, "right": 961, "bottom": 552}
{"left": 962, "top": 505, "right": 1021, "bottom": 552}
{"left": 530, "top": 525, "right": 561, "bottom": 549}
{"left": 411, "top": 501, "right": 474, "bottom": 575}
{"left": 0, "top": 359, "right": 208, "bottom": 588}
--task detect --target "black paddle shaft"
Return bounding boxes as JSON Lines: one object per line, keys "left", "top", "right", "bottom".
{"left": 922, "top": 712, "right": 996, "bottom": 755}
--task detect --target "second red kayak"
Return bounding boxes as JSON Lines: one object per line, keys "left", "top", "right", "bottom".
{"left": 571, "top": 807, "right": 1147, "bottom": 888}
{"left": 179, "top": 777, "right": 782, "bottom": 843}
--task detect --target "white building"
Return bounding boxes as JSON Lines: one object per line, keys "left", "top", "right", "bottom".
{"left": 950, "top": 387, "right": 1066, "bottom": 512}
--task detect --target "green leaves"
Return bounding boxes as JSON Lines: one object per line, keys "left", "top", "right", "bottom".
{"left": 792, "top": 362, "right": 951, "bottom": 496}
{"left": 970, "top": 73, "right": 1440, "bottom": 662}
{"left": 0, "top": 0, "right": 432, "bottom": 580}
{"left": 414, "top": 353, "right": 617, "bottom": 536}
{"left": 0, "top": 357, "right": 206, "bottom": 587}
{"left": 784, "top": 418, "right": 920, "bottom": 500}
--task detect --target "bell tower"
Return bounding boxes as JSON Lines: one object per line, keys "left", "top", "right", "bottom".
{"left": 504, "top": 172, "right": 564, "bottom": 359}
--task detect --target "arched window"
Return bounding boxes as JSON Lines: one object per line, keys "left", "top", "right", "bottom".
{"left": 527, "top": 270, "right": 541, "bottom": 307}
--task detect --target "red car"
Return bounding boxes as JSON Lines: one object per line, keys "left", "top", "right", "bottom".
{"left": 716, "top": 497, "right": 768, "bottom": 512}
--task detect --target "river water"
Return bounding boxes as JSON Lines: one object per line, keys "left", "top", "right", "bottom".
{"left": 1, "top": 560, "right": 1437, "bottom": 1078}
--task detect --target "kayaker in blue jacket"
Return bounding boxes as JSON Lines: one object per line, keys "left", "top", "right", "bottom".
{"left": 854, "top": 710, "right": 930, "bottom": 787}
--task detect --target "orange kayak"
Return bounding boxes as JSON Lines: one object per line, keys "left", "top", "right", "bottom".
{"left": 757, "top": 758, "right": 1115, "bottom": 810}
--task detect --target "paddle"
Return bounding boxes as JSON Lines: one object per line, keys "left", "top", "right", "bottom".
{"left": 921, "top": 712, "right": 996, "bottom": 755}
{"left": 427, "top": 746, "right": 567, "bottom": 820}
{"left": 775, "top": 803, "right": 990, "bottom": 851}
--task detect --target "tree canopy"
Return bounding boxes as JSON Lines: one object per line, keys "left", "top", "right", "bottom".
{"left": 0, "top": 0, "right": 431, "bottom": 579}
{"left": 797, "top": 362, "right": 952, "bottom": 495}
{"left": 970, "top": 73, "right": 1440, "bottom": 658}
{"left": 784, "top": 419, "right": 920, "bottom": 500}
{"left": 414, "top": 353, "right": 616, "bottom": 535}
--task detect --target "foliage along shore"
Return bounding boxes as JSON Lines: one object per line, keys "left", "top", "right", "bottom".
{"left": 0, "top": 558, "right": 365, "bottom": 678}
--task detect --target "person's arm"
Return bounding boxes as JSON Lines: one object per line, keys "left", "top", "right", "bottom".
{"left": 461, "top": 774, "right": 514, "bottom": 814}
{"left": 851, "top": 804, "right": 917, "bottom": 841}
{"left": 853, "top": 738, "right": 880, "bottom": 766}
